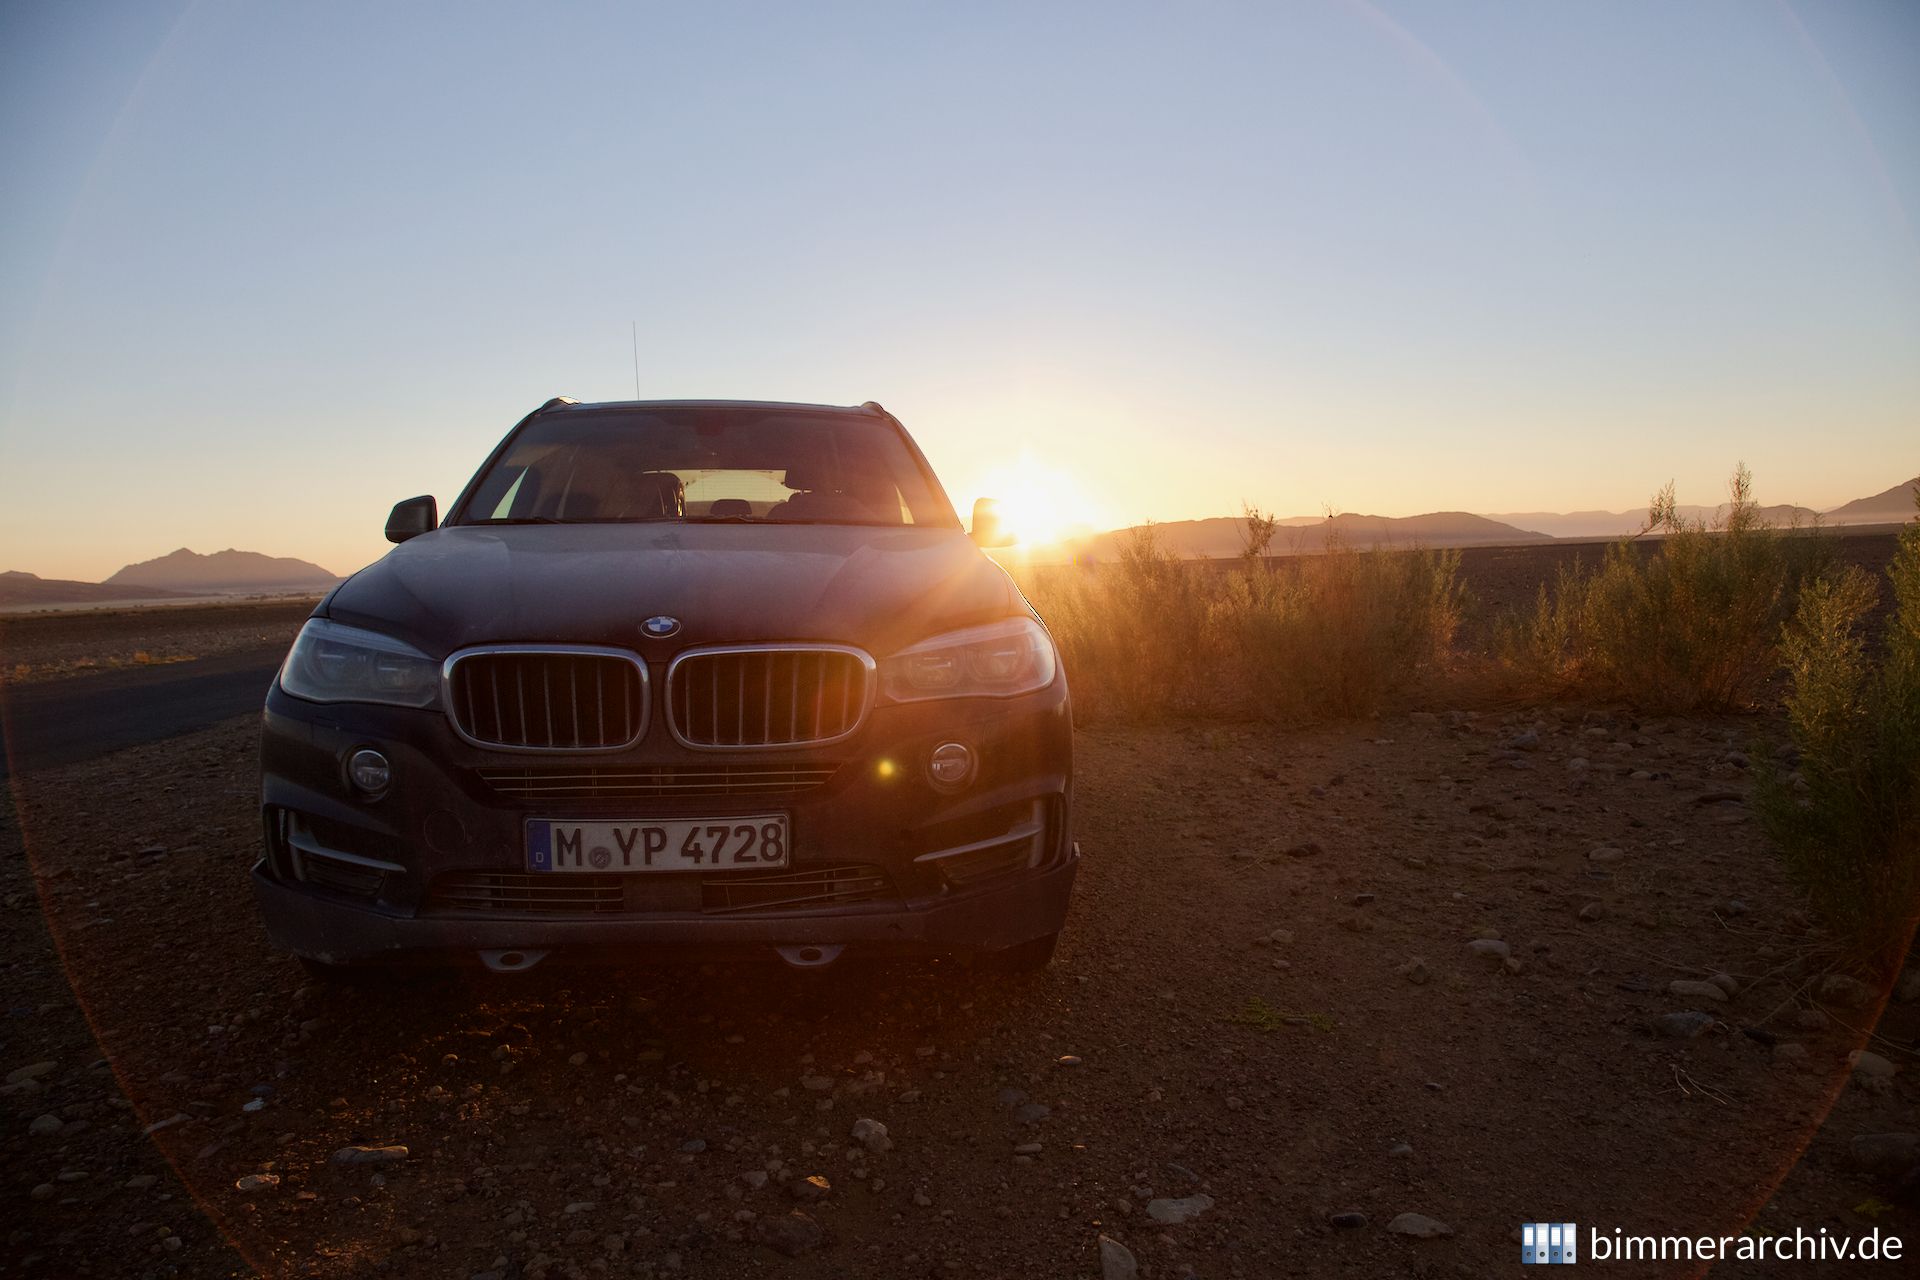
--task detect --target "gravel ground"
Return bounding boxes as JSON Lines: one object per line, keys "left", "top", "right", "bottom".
{"left": 3, "top": 707, "right": 1916, "bottom": 1278}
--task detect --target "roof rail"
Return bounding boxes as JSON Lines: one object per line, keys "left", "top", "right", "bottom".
{"left": 534, "top": 396, "right": 579, "bottom": 413}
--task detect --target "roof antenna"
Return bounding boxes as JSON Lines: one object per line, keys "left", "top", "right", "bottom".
{"left": 630, "top": 321, "right": 641, "bottom": 399}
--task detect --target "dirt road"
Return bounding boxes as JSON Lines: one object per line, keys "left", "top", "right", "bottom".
{"left": 0, "top": 650, "right": 286, "bottom": 776}
{"left": 4, "top": 707, "right": 1915, "bottom": 1278}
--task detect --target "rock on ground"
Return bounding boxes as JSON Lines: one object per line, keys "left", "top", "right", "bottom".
{"left": 1098, "top": 1234, "right": 1139, "bottom": 1280}
{"left": 751, "top": 1210, "right": 824, "bottom": 1258}
{"left": 1145, "top": 1194, "right": 1214, "bottom": 1225}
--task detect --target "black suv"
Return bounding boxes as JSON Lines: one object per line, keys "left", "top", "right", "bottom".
{"left": 253, "top": 399, "right": 1075, "bottom": 976}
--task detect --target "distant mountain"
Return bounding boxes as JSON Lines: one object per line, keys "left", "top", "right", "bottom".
{"left": 1487, "top": 503, "right": 1820, "bottom": 540}
{"left": 0, "top": 570, "right": 197, "bottom": 608}
{"left": 1066, "top": 511, "right": 1552, "bottom": 561}
{"left": 1825, "top": 476, "right": 1918, "bottom": 524}
{"left": 104, "top": 547, "right": 339, "bottom": 594}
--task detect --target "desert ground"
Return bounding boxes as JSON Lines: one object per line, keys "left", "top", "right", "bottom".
{"left": 2, "top": 537, "right": 1916, "bottom": 1279}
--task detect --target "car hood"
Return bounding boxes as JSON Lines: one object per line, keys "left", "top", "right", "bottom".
{"left": 323, "top": 523, "right": 1026, "bottom": 660}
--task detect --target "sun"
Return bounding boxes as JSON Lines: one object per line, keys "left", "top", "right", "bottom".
{"left": 976, "top": 452, "right": 1103, "bottom": 549}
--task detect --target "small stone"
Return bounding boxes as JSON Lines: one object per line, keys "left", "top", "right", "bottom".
{"left": 1819, "top": 974, "right": 1879, "bottom": 1010}
{"left": 1655, "top": 1011, "right": 1715, "bottom": 1039}
{"left": 1509, "top": 730, "right": 1540, "bottom": 751}
{"left": 242, "top": 1099, "right": 265, "bottom": 1113}
{"left": 1144, "top": 1194, "right": 1213, "bottom": 1225}
{"left": 751, "top": 1210, "right": 824, "bottom": 1258}
{"left": 234, "top": 1174, "right": 280, "bottom": 1193}
{"left": 1387, "top": 1212, "right": 1454, "bottom": 1238}
{"left": 1849, "top": 1134, "right": 1920, "bottom": 1175}
{"left": 1668, "top": 980, "right": 1728, "bottom": 1003}
{"left": 568, "top": 1052, "right": 589, "bottom": 1067}
{"left": 739, "top": 1170, "right": 769, "bottom": 1190}
{"left": 1708, "top": 973, "right": 1740, "bottom": 997}
{"left": 1098, "top": 1234, "right": 1138, "bottom": 1280}
{"left": 850, "top": 1118, "right": 892, "bottom": 1153}
{"left": 1577, "top": 902, "right": 1605, "bottom": 922}
{"left": 563, "top": 1201, "right": 597, "bottom": 1214}
{"left": 1013, "top": 1142, "right": 1043, "bottom": 1155}
{"left": 6, "top": 1062, "right": 56, "bottom": 1086}
{"left": 1849, "top": 1050, "right": 1897, "bottom": 1080}
{"left": 30, "top": 1182, "right": 54, "bottom": 1201}
{"left": 679, "top": 1138, "right": 707, "bottom": 1154}
{"left": 1465, "top": 939, "right": 1511, "bottom": 962}
{"left": 1397, "top": 959, "right": 1430, "bottom": 986}
{"left": 1329, "top": 1211, "right": 1368, "bottom": 1229}
{"left": 1387, "top": 1143, "right": 1414, "bottom": 1158}
{"left": 788, "top": 1175, "right": 830, "bottom": 1202}
{"left": 1057, "top": 1055, "right": 1082, "bottom": 1067}
{"left": 332, "top": 1145, "right": 409, "bottom": 1165}
{"left": 1588, "top": 846, "right": 1625, "bottom": 864}
{"left": 1267, "top": 929, "right": 1295, "bottom": 946}
{"left": 28, "top": 1114, "right": 62, "bottom": 1137}
{"left": 1014, "top": 1102, "right": 1051, "bottom": 1125}
{"left": 126, "top": 1175, "right": 159, "bottom": 1190}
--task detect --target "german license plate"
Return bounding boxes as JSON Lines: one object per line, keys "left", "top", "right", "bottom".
{"left": 526, "top": 816, "right": 789, "bottom": 873}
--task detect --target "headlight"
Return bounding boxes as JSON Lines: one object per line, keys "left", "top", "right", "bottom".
{"left": 279, "top": 618, "right": 441, "bottom": 708}
{"left": 880, "top": 617, "right": 1058, "bottom": 702}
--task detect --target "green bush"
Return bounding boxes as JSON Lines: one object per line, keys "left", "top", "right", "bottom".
{"left": 1758, "top": 492, "right": 1920, "bottom": 973}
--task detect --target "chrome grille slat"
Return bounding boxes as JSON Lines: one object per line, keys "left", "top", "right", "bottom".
{"left": 667, "top": 646, "right": 872, "bottom": 749}
{"left": 424, "top": 863, "right": 896, "bottom": 917}
{"left": 476, "top": 763, "right": 837, "bottom": 800}
{"left": 446, "top": 647, "right": 648, "bottom": 751}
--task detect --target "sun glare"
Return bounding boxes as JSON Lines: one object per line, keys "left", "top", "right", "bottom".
{"left": 977, "top": 453, "right": 1105, "bottom": 549}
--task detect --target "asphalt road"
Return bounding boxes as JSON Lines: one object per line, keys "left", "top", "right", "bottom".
{"left": 0, "top": 646, "right": 284, "bottom": 776}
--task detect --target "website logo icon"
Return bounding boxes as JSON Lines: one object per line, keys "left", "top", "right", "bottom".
{"left": 1523, "top": 1222, "right": 1578, "bottom": 1264}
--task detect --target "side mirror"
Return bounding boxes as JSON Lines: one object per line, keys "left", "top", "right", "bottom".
{"left": 385, "top": 495, "right": 438, "bottom": 544}
{"left": 970, "top": 497, "right": 1014, "bottom": 548}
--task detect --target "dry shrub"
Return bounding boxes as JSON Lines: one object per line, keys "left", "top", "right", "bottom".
{"left": 1495, "top": 465, "right": 1828, "bottom": 713}
{"left": 1025, "top": 527, "right": 1460, "bottom": 722}
{"left": 1758, "top": 490, "right": 1920, "bottom": 972}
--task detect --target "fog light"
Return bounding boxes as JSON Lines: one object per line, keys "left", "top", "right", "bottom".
{"left": 929, "top": 741, "right": 974, "bottom": 788}
{"left": 348, "top": 748, "right": 391, "bottom": 796}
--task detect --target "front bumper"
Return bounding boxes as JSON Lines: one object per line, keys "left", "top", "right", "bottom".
{"left": 252, "top": 852, "right": 1076, "bottom": 966}
{"left": 253, "top": 671, "right": 1074, "bottom": 967}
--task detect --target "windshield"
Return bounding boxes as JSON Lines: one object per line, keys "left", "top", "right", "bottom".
{"left": 455, "top": 407, "right": 959, "bottom": 528}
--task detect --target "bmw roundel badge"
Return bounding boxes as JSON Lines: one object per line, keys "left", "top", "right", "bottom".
{"left": 642, "top": 615, "right": 681, "bottom": 638}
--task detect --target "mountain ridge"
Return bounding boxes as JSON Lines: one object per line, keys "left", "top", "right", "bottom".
{"left": 104, "top": 547, "right": 339, "bottom": 593}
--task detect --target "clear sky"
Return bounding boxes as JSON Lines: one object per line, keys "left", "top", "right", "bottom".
{"left": 2, "top": 0, "right": 1915, "bottom": 581}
